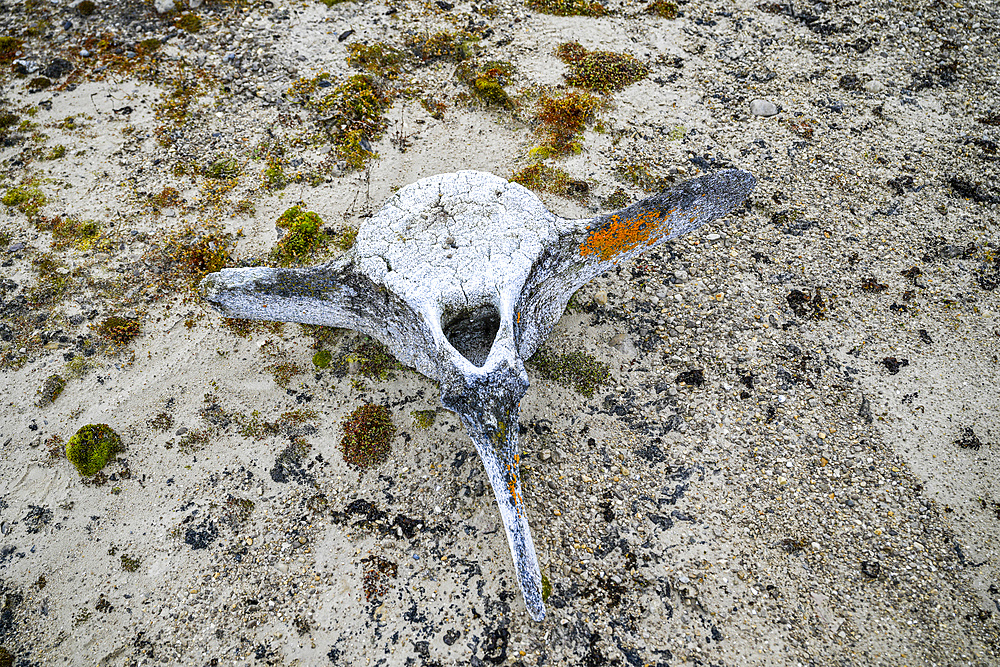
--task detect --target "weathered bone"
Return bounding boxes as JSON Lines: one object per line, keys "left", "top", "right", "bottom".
{"left": 200, "top": 169, "right": 755, "bottom": 621}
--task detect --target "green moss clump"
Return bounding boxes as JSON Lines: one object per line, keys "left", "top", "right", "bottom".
{"left": 556, "top": 42, "right": 649, "bottom": 94}
{"left": 319, "top": 0, "right": 352, "bottom": 5}
{"left": 457, "top": 60, "right": 515, "bottom": 108}
{"left": 37, "top": 216, "right": 102, "bottom": 250}
{"left": 77, "top": 0, "right": 97, "bottom": 15}
{"left": 511, "top": 163, "right": 572, "bottom": 194}
{"left": 615, "top": 160, "right": 672, "bottom": 192}
{"left": 27, "top": 77, "right": 52, "bottom": 91}
{"left": 312, "top": 349, "right": 332, "bottom": 368}
{"left": 0, "top": 36, "right": 23, "bottom": 64}
{"left": 531, "top": 90, "right": 604, "bottom": 157}
{"left": 44, "top": 144, "right": 67, "bottom": 160}
{"left": 309, "top": 75, "right": 391, "bottom": 170}
{"left": 541, "top": 572, "right": 552, "bottom": 601}
{"left": 120, "top": 554, "right": 140, "bottom": 572}
{"left": 341, "top": 404, "right": 396, "bottom": 469}
{"left": 410, "top": 409, "right": 436, "bottom": 429}
{"left": 348, "top": 337, "right": 398, "bottom": 380}
{"left": 263, "top": 157, "right": 287, "bottom": 190}
{"left": 223, "top": 317, "right": 283, "bottom": 339}
{"left": 36, "top": 374, "right": 66, "bottom": 407}
{"left": 205, "top": 157, "right": 239, "bottom": 180}
{"left": 347, "top": 42, "right": 404, "bottom": 79}
{"left": 268, "top": 362, "right": 302, "bottom": 387}
{"left": 151, "top": 225, "right": 235, "bottom": 287}
{"left": 331, "top": 225, "right": 358, "bottom": 251}
{"left": 175, "top": 13, "right": 202, "bottom": 33}
{"left": 0, "top": 646, "right": 13, "bottom": 667}
{"left": 530, "top": 347, "right": 610, "bottom": 397}
{"left": 65, "top": 424, "right": 121, "bottom": 477}
{"left": 92, "top": 316, "right": 141, "bottom": 348}
{"left": 2, "top": 184, "right": 47, "bottom": 218}
{"left": 526, "top": 0, "right": 607, "bottom": 17}
{"left": 139, "top": 38, "right": 161, "bottom": 52}
{"left": 408, "top": 31, "right": 477, "bottom": 63}
{"left": 0, "top": 112, "right": 18, "bottom": 134}
{"left": 645, "top": 0, "right": 677, "bottom": 18}
{"left": 601, "top": 188, "right": 630, "bottom": 208}
{"left": 271, "top": 206, "right": 327, "bottom": 266}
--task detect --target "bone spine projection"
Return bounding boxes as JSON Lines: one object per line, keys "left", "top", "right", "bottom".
{"left": 200, "top": 169, "right": 755, "bottom": 620}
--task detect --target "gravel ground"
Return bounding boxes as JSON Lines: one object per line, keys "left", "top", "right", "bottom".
{"left": 0, "top": 0, "right": 998, "bottom": 665}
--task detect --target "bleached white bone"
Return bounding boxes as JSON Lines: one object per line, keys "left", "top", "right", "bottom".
{"left": 200, "top": 169, "right": 755, "bottom": 620}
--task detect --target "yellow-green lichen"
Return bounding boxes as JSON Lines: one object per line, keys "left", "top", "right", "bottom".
{"left": 65, "top": 424, "right": 121, "bottom": 477}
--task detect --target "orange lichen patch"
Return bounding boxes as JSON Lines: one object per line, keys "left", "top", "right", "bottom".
{"left": 580, "top": 208, "right": 675, "bottom": 261}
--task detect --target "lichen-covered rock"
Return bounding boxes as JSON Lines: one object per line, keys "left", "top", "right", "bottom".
{"left": 201, "top": 169, "right": 754, "bottom": 620}
{"left": 65, "top": 424, "right": 121, "bottom": 477}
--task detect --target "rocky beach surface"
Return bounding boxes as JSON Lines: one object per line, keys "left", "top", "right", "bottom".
{"left": 0, "top": 0, "right": 998, "bottom": 665}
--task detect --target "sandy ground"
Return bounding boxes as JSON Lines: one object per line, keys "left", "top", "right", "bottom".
{"left": 1, "top": 0, "right": 999, "bottom": 665}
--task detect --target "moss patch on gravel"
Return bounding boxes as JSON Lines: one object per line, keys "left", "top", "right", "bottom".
{"left": 341, "top": 404, "right": 396, "bottom": 469}
{"left": 66, "top": 424, "right": 122, "bottom": 477}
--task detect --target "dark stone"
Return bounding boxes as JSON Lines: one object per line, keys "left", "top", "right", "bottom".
{"left": 42, "top": 58, "right": 74, "bottom": 79}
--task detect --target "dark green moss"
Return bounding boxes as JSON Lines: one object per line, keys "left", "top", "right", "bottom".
{"left": 2, "top": 184, "right": 47, "bottom": 218}
{"left": 271, "top": 206, "right": 326, "bottom": 266}
{"left": 36, "top": 374, "right": 66, "bottom": 407}
{"left": 457, "top": 60, "right": 515, "bottom": 108}
{"left": 645, "top": 0, "right": 678, "bottom": 18}
{"left": 120, "top": 554, "right": 141, "bottom": 572}
{"left": 27, "top": 77, "right": 52, "bottom": 91}
{"left": 530, "top": 90, "right": 603, "bottom": 157}
{"left": 77, "top": 0, "right": 97, "bottom": 15}
{"left": 541, "top": 572, "right": 553, "bottom": 601}
{"left": 530, "top": 347, "right": 610, "bottom": 397}
{"left": 341, "top": 404, "right": 396, "bottom": 469}
{"left": 309, "top": 75, "right": 391, "bottom": 170}
{"left": 263, "top": 157, "right": 287, "bottom": 190}
{"left": 410, "top": 409, "right": 436, "bottom": 429}
{"left": 408, "top": 31, "right": 477, "bottom": 63}
{"left": 175, "top": 13, "right": 202, "bottom": 33}
{"left": 348, "top": 337, "right": 398, "bottom": 380}
{"left": 526, "top": 0, "right": 607, "bottom": 17}
{"left": 205, "top": 157, "right": 239, "bottom": 180}
{"left": 0, "top": 36, "right": 23, "bottom": 64}
{"left": 556, "top": 42, "right": 649, "bottom": 93}
{"left": 66, "top": 424, "right": 121, "bottom": 477}
{"left": 92, "top": 316, "right": 141, "bottom": 348}
{"left": 347, "top": 42, "right": 404, "bottom": 79}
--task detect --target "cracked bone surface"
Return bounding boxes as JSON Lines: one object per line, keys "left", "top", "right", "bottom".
{"left": 200, "top": 169, "right": 755, "bottom": 620}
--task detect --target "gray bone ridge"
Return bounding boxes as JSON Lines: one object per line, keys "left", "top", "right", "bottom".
{"left": 200, "top": 169, "right": 755, "bottom": 621}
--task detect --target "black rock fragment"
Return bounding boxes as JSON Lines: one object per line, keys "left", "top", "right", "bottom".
{"left": 880, "top": 357, "right": 908, "bottom": 375}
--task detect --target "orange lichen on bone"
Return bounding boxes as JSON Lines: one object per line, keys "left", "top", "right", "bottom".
{"left": 580, "top": 207, "right": 675, "bottom": 261}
